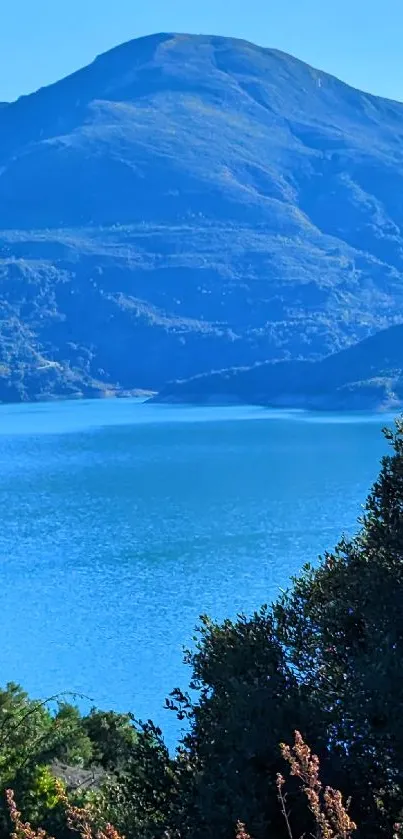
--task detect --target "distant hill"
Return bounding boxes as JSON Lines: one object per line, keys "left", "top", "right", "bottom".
{"left": 2, "top": 33, "right": 403, "bottom": 401}
{"left": 153, "top": 324, "right": 403, "bottom": 411}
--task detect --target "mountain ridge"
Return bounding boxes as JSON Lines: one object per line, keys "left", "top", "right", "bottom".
{"left": 2, "top": 33, "right": 403, "bottom": 402}
{"left": 152, "top": 323, "right": 403, "bottom": 411}
{"left": 11, "top": 32, "right": 403, "bottom": 110}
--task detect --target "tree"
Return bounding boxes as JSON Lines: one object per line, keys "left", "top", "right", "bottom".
{"left": 102, "top": 722, "right": 181, "bottom": 839}
{"left": 83, "top": 709, "right": 137, "bottom": 770}
{"left": 274, "top": 418, "right": 403, "bottom": 836}
{"left": 52, "top": 703, "right": 93, "bottom": 766}
{"left": 168, "top": 419, "right": 403, "bottom": 839}
{"left": 167, "top": 612, "right": 321, "bottom": 839}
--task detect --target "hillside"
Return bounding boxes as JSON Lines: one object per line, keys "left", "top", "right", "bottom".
{"left": 153, "top": 324, "right": 403, "bottom": 410}
{"left": 2, "top": 33, "right": 403, "bottom": 400}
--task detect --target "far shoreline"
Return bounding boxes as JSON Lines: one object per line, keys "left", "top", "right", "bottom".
{"left": 0, "top": 390, "right": 399, "bottom": 420}
{"left": 150, "top": 391, "right": 403, "bottom": 414}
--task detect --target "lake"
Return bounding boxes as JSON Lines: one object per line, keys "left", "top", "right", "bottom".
{"left": 0, "top": 398, "right": 392, "bottom": 744}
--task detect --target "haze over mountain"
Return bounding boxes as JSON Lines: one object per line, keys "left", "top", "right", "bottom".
{"left": 1, "top": 32, "right": 403, "bottom": 402}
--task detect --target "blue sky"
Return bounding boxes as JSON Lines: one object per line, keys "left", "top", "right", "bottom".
{"left": 2, "top": 0, "right": 402, "bottom": 102}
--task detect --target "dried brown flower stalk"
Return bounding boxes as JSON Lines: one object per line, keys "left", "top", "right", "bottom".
{"left": 279, "top": 731, "right": 356, "bottom": 839}
{"left": 6, "top": 789, "right": 54, "bottom": 839}
{"left": 6, "top": 783, "right": 124, "bottom": 839}
{"left": 235, "top": 821, "right": 252, "bottom": 839}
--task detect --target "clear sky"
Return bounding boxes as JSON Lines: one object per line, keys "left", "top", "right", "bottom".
{"left": 1, "top": 0, "right": 402, "bottom": 103}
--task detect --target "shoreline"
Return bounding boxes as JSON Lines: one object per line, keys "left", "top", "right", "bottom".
{"left": 151, "top": 392, "right": 403, "bottom": 414}
{"left": 0, "top": 388, "right": 398, "bottom": 417}
{"left": 0, "top": 388, "right": 157, "bottom": 407}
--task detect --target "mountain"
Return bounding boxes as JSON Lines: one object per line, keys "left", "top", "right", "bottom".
{"left": 152, "top": 324, "right": 403, "bottom": 410}
{"left": 2, "top": 33, "right": 403, "bottom": 401}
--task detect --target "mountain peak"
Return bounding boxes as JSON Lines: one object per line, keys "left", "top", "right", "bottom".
{"left": 2, "top": 33, "right": 403, "bottom": 402}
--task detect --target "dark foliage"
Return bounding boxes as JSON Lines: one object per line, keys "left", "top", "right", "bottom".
{"left": 161, "top": 419, "right": 403, "bottom": 839}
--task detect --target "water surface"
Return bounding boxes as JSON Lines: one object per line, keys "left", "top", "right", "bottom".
{"left": 0, "top": 399, "right": 391, "bottom": 741}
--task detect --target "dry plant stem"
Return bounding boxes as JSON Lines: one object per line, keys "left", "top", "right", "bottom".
{"left": 55, "top": 782, "right": 124, "bottom": 839}
{"left": 276, "top": 773, "right": 294, "bottom": 839}
{"left": 6, "top": 784, "right": 124, "bottom": 839}
{"left": 235, "top": 821, "right": 252, "bottom": 839}
{"left": 6, "top": 789, "right": 54, "bottom": 839}
{"left": 280, "top": 732, "right": 356, "bottom": 839}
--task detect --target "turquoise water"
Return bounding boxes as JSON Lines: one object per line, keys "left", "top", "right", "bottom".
{"left": 0, "top": 399, "right": 392, "bottom": 743}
